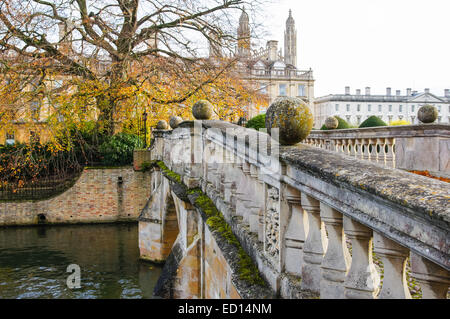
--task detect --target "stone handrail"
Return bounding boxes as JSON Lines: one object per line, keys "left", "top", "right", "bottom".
{"left": 304, "top": 124, "right": 450, "bottom": 176}
{"left": 152, "top": 120, "right": 449, "bottom": 299}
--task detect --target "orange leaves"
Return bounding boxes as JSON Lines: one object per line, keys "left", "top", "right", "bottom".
{"left": 409, "top": 170, "right": 449, "bottom": 183}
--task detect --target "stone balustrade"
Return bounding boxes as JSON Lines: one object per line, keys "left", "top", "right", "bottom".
{"left": 151, "top": 120, "right": 449, "bottom": 299}
{"left": 304, "top": 124, "right": 450, "bottom": 176}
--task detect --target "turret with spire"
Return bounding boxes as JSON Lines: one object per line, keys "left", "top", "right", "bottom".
{"left": 284, "top": 9, "right": 297, "bottom": 67}
{"left": 237, "top": 8, "right": 251, "bottom": 57}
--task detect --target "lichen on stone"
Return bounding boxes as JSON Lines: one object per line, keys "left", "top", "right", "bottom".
{"left": 265, "top": 96, "right": 313, "bottom": 145}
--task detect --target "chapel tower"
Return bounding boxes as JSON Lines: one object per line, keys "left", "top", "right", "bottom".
{"left": 237, "top": 9, "right": 251, "bottom": 57}
{"left": 284, "top": 10, "right": 297, "bottom": 67}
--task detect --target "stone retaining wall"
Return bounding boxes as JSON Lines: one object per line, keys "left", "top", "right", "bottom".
{"left": 0, "top": 167, "right": 151, "bottom": 226}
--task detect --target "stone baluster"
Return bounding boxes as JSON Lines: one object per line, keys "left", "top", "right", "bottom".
{"left": 229, "top": 160, "right": 243, "bottom": 215}
{"left": 362, "top": 138, "right": 371, "bottom": 161}
{"left": 248, "top": 164, "right": 263, "bottom": 234}
{"left": 335, "top": 139, "right": 342, "bottom": 153}
{"left": 348, "top": 139, "right": 356, "bottom": 158}
{"left": 343, "top": 216, "right": 380, "bottom": 298}
{"left": 301, "top": 194, "right": 328, "bottom": 293}
{"left": 373, "top": 232, "right": 411, "bottom": 298}
{"left": 342, "top": 139, "right": 349, "bottom": 155}
{"left": 255, "top": 167, "right": 266, "bottom": 242}
{"left": 368, "top": 138, "right": 377, "bottom": 162}
{"left": 357, "top": 139, "right": 365, "bottom": 160}
{"left": 385, "top": 138, "right": 395, "bottom": 168}
{"left": 222, "top": 150, "right": 235, "bottom": 206}
{"left": 377, "top": 138, "right": 387, "bottom": 167}
{"left": 282, "top": 186, "right": 308, "bottom": 276}
{"left": 368, "top": 139, "right": 377, "bottom": 163}
{"left": 329, "top": 140, "right": 336, "bottom": 152}
{"left": 320, "top": 204, "right": 350, "bottom": 298}
{"left": 239, "top": 162, "right": 252, "bottom": 225}
{"left": 410, "top": 252, "right": 450, "bottom": 299}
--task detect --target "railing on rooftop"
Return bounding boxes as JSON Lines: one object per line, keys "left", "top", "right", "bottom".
{"left": 152, "top": 120, "right": 450, "bottom": 299}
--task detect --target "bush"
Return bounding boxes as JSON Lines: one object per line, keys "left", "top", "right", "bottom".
{"left": 389, "top": 119, "right": 411, "bottom": 126}
{"left": 246, "top": 114, "right": 266, "bottom": 130}
{"left": 359, "top": 116, "right": 387, "bottom": 128}
{"left": 98, "top": 133, "right": 143, "bottom": 166}
{"left": 320, "top": 116, "right": 351, "bottom": 130}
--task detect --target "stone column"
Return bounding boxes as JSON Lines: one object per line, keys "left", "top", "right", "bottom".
{"left": 410, "top": 252, "right": 450, "bottom": 299}
{"left": 373, "top": 232, "right": 411, "bottom": 298}
{"left": 301, "top": 194, "right": 327, "bottom": 293}
{"left": 343, "top": 216, "right": 380, "bottom": 298}
{"left": 320, "top": 204, "right": 350, "bottom": 298}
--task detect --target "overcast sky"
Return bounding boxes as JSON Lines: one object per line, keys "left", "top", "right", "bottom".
{"left": 258, "top": 0, "right": 450, "bottom": 97}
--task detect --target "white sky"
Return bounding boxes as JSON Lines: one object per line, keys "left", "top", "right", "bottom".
{"left": 258, "top": 0, "right": 450, "bottom": 97}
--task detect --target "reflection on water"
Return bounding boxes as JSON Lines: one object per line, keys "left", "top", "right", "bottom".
{"left": 0, "top": 223, "right": 162, "bottom": 299}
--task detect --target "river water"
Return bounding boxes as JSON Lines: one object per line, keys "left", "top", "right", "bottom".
{"left": 0, "top": 223, "right": 163, "bottom": 299}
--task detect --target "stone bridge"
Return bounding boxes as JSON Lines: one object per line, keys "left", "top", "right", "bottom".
{"left": 137, "top": 118, "right": 449, "bottom": 299}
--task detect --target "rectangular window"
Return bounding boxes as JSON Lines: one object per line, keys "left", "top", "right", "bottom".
{"left": 260, "top": 83, "right": 267, "bottom": 94}
{"left": 357, "top": 104, "right": 361, "bottom": 112}
{"left": 399, "top": 105, "right": 402, "bottom": 112}
{"left": 335, "top": 104, "right": 339, "bottom": 111}
{"left": 298, "top": 84, "right": 305, "bottom": 96}
{"left": 346, "top": 104, "right": 350, "bottom": 112}
{"left": 378, "top": 105, "right": 382, "bottom": 112}
{"left": 412, "top": 105, "right": 415, "bottom": 112}
{"left": 389, "top": 105, "right": 392, "bottom": 112}
{"left": 368, "top": 104, "right": 371, "bottom": 112}
{"left": 5, "top": 132, "right": 15, "bottom": 145}
{"left": 438, "top": 105, "right": 441, "bottom": 112}
{"left": 279, "top": 84, "right": 287, "bottom": 96}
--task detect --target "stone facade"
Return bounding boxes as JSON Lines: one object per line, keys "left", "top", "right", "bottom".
{"left": 0, "top": 167, "right": 151, "bottom": 226}
{"left": 314, "top": 86, "right": 450, "bottom": 128}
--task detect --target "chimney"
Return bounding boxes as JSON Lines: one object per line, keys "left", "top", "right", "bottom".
{"left": 406, "top": 88, "right": 412, "bottom": 96}
{"left": 365, "top": 87, "right": 371, "bottom": 95}
{"left": 345, "top": 86, "right": 350, "bottom": 95}
{"left": 396, "top": 90, "right": 401, "bottom": 96}
{"left": 445, "top": 89, "right": 450, "bottom": 97}
{"left": 386, "top": 87, "right": 391, "bottom": 96}
{"left": 267, "top": 40, "right": 278, "bottom": 61}
{"left": 424, "top": 88, "right": 430, "bottom": 94}
{"left": 356, "top": 89, "right": 361, "bottom": 95}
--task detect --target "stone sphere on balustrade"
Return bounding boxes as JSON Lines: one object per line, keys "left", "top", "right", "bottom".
{"left": 325, "top": 116, "right": 339, "bottom": 129}
{"left": 192, "top": 100, "right": 213, "bottom": 120}
{"left": 265, "top": 97, "right": 314, "bottom": 145}
{"left": 156, "top": 120, "right": 168, "bottom": 130}
{"left": 417, "top": 105, "right": 438, "bottom": 123}
{"left": 169, "top": 116, "right": 183, "bottom": 129}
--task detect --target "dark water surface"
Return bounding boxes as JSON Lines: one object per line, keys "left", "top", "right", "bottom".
{"left": 0, "top": 223, "right": 163, "bottom": 299}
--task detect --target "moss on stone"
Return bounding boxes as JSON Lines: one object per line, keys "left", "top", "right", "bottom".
{"left": 155, "top": 161, "right": 182, "bottom": 183}
{"left": 153, "top": 165, "right": 265, "bottom": 287}
{"left": 189, "top": 189, "right": 265, "bottom": 286}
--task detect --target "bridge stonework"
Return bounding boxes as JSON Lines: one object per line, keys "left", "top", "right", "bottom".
{"left": 138, "top": 120, "right": 450, "bottom": 299}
